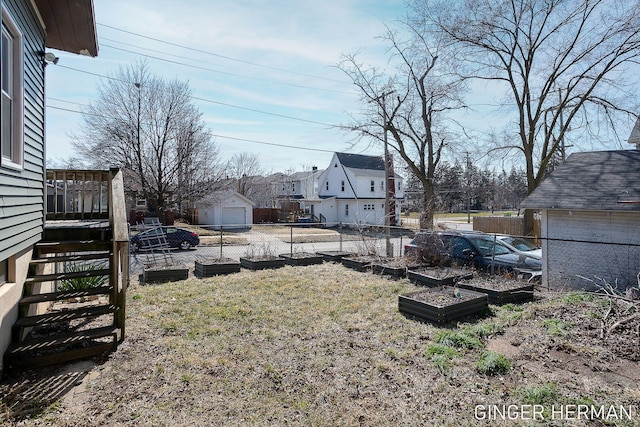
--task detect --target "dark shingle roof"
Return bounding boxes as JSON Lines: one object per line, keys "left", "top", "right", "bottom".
{"left": 336, "top": 152, "right": 385, "bottom": 171}
{"left": 520, "top": 150, "right": 640, "bottom": 211}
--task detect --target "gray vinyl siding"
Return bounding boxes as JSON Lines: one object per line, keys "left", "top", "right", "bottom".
{"left": 545, "top": 210, "right": 640, "bottom": 291}
{"left": 0, "top": 0, "right": 45, "bottom": 261}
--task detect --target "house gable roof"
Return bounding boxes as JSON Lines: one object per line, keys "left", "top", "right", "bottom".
{"left": 520, "top": 150, "right": 640, "bottom": 211}
{"left": 336, "top": 152, "right": 384, "bottom": 171}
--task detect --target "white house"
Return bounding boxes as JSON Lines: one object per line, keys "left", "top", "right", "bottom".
{"left": 195, "top": 191, "right": 254, "bottom": 229}
{"left": 520, "top": 149, "right": 640, "bottom": 292}
{"left": 276, "top": 167, "right": 322, "bottom": 201}
{"left": 305, "top": 152, "right": 404, "bottom": 227}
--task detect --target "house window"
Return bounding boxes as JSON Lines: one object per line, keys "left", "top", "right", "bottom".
{"left": 345, "top": 204, "right": 349, "bottom": 216}
{"left": 1, "top": 7, "right": 24, "bottom": 170}
{"left": 370, "top": 180, "right": 374, "bottom": 192}
{"left": 325, "top": 181, "right": 329, "bottom": 191}
{"left": 341, "top": 180, "right": 345, "bottom": 192}
{"left": 380, "top": 181, "right": 384, "bottom": 191}
{"left": 292, "top": 182, "right": 295, "bottom": 192}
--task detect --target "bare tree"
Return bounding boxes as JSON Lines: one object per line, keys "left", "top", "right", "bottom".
{"left": 414, "top": 0, "right": 640, "bottom": 230}
{"left": 71, "top": 61, "right": 223, "bottom": 215}
{"left": 339, "top": 25, "right": 466, "bottom": 229}
{"left": 225, "top": 152, "right": 264, "bottom": 199}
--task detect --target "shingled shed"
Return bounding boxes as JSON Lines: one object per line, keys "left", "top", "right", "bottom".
{"left": 521, "top": 150, "right": 640, "bottom": 291}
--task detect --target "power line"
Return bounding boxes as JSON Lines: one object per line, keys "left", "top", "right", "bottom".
{"left": 45, "top": 104, "right": 338, "bottom": 153}
{"left": 97, "top": 22, "right": 350, "bottom": 85}
{"left": 52, "top": 65, "right": 339, "bottom": 127}
{"left": 99, "top": 43, "right": 355, "bottom": 95}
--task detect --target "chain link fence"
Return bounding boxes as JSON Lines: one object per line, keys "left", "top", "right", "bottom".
{"left": 128, "top": 221, "right": 640, "bottom": 294}
{"left": 129, "top": 222, "right": 414, "bottom": 275}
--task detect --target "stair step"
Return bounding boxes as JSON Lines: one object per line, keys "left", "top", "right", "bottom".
{"left": 25, "top": 268, "right": 111, "bottom": 285}
{"left": 30, "top": 252, "right": 111, "bottom": 265}
{"left": 5, "top": 341, "right": 117, "bottom": 370}
{"left": 14, "top": 305, "right": 116, "bottom": 329}
{"left": 36, "top": 240, "right": 112, "bottom": 254}
{"left": 5, "top": 326, "right": 119, "bottom": 355}
{"left": 19, "top": 286, "right": 113, "bottom": 306}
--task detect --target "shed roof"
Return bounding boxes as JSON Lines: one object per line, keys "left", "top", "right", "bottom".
{"left": 336, "top": 152, "right": 385, "bottom": 171}
{"left": 520, "top": 150, "right": 640, "bottom": 211}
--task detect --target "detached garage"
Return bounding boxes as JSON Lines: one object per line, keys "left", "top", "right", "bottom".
{"left": 196, "top": 191, "right": 254, "bottom": 229}
{"left": 521, "top": 150, "right": 640, "bottom": 292}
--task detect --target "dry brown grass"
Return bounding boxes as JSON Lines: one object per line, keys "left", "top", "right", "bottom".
{"left": 1, "top": 265, "right": 639, "bottom": 426}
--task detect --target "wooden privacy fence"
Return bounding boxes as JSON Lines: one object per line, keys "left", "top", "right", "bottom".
{"left": 473, "top": 216, "right": 541, "bottom": 240}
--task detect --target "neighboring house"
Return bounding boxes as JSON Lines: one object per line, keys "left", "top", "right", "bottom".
{"left": 520, "top": 149, "right": 640, "bottom": 292}
{"left": 195, "top": 191, "right": 254, "bottom": 229}
{"left": 276, "top": 167, "right": 323, "bottom": 201}
{"left": 309, "top": 152, "right": 404, "bottom": 227}
{"left": 0, "top": 0, "right": 98, "bottom": 373}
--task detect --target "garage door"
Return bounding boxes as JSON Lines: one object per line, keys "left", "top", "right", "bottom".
{"left": 222, "top": 207, "right": 246, "bottom": 227}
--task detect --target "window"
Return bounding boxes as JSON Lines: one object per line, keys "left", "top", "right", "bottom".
{"left": 292, "top": 182, "right": 296, "bottom": 192}
{"left": 1, "top": 7, "right": 24, "bottom": 169}
{"left": 325, "top": 181, "right": 329, "bottom": 191}
{"left": 380, "top": 181, "right": 384, "bottom": 191}
{"left": 341, "top": 180, "right": 345, "bottom": 192}
{"left": 345, "top": 204, "right": 349, "bottom": 216}
{"left": 370, "top": 180, "right": 374, "bottom": 192}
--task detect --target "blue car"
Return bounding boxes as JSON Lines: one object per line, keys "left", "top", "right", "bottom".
{"left": 130, "top": 226, "right": 200, "bottom": 252}
{"left": 405, "top": 231, "right": 541, "bottom": 272}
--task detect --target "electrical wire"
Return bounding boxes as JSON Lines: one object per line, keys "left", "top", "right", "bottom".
{"left": 98, "top": 22, "right": 350, "bottom": 85}
{"left": 45, "top": 104, "right": 341, "bottom": 153}
{"left": 53, "top": 65, "right": 340, "bottom": 128}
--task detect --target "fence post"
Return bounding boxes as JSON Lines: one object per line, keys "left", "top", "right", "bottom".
{"left": 339, "top": 229, "right": 343, "bottom": 252}
{"left": 290, "top": 225, "right": 293, "bottom": 256}
{"left": 219, "top": 229, "right": 223, "bottom": 258}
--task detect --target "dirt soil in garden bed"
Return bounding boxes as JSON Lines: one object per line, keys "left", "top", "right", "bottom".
{"left": 409, "top": 266, "right": 472, "bottom": 279}
{"left": 460, "top": 275, "right": 530, "bottom": 290}
{"left": 407, "top": 286, "right": 481, "bottom": 306}
{"left": 196, "top": 257, "right": 238, "bottom": 264}
{"left": 1, "top": 265, "right": 639, "bottom": 426}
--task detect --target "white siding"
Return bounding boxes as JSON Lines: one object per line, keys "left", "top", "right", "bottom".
{"left": 544, "top": 210, "right": 640, "bottom": 290}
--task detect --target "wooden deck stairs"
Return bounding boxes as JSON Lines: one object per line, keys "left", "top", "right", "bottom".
{"left": 3, "top": 169, "right": 129, "bottom": 371}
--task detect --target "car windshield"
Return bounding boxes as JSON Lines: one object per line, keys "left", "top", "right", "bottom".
{"left": 501, "top": 236, "right": 538, "bottom": 252}
{"left": 467, "top": 236, "right": 511, "bottom": 256}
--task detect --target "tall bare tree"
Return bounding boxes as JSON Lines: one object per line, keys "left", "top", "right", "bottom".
{"left": 413, "top": 0, "right": 640, "bottom": 230}
{"left": 71, "top": 61, "right": 223, "bottom": 215}
{"left": 225, "top": 152, "right": 264, "bottom": 199}
{"left": 339, "top": 25, "right": 465, "bottom": 229}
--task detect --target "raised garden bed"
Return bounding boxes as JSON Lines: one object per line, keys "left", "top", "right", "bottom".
{"left": 457, "top": 276, "right": 534, "bottom": 304}
{"left": 341, "top": 255, "right": 378, "bottom": 272}
{"left": 194, "top": 258, "right": 241, "bottom": 277}
{"left": 370, "top": 258, "right": 419, "bottom": 279}
{"left": 239, "top": 256, "right": 285, "bottom": 271}
{"left": 143, "top": 265, "right": 189, "bottom": 283}
{"left": 398, "top": 286, "right": 489, "bottom": 324}
{"left": 315, "top": 251, "right": 354, "bottom": 263}
{"left": 278, "top": 252, "right": 324, "bottom": 266}
{"left": 407, "top": 267, "right": 473, "bottom": 287}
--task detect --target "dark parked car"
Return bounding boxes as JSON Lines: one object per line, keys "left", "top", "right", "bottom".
{"left": 404, "top": 231, "right": 541, "bottom": 272}
{"left": 130, "top": 226, "right": 200, "bottom": 252}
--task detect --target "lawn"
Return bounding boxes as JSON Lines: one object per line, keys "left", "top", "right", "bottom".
{"left": 1, "top": 264, "right": 638, "bottom": 426}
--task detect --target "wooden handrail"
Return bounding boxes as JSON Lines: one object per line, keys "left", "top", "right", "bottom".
{"left": 46, "top": 168, "right": 129, "bottom": 341}
{"left": 108, "top": 168, "right": 129, "bottom": 341}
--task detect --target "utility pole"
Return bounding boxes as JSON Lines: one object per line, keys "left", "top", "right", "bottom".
{"left": 370, "top": 90, "right": 395, "bottom": 257}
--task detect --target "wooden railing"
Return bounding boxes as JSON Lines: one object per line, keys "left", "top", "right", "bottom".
{"left": 108, "top": 168, "right": 129, "bottom": 341}
{"left": 45, "top": 168, "right": 129, "bottom": 340}
{"left": 46, "top": 169, "right": 111, "bottom": 220}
